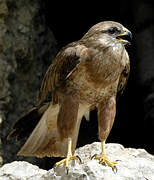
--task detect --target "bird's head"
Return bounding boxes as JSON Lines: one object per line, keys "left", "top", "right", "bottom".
{"left": 83, "top": 21, "right": 132, "bottom": 47}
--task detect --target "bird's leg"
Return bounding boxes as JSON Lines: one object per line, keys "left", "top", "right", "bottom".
{"left": 92, "top": 96, "right": 117, "bottom": 171}
{"left": 55, "top": 137, "right": 81, "bottom": 173}
{"left": 65, "top": 138, "right": 82, "bottom": 172}
{"left": 55, "top": 91, "right": 82, "bottom": 173}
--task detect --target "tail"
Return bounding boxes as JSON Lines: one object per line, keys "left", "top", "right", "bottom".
{"left": 7, "top": 103, "right": 49, "bottom": 140}
{"left": 17, "top": 104, "right": 88, "bottom": 158}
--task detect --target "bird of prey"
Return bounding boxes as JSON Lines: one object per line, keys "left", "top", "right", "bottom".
{"left": 8, "top": 21, "right": 132, "bottom": 172}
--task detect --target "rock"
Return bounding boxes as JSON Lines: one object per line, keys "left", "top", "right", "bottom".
{"left": 0, "top": 161, "right": 47, "bottom": 180}
{"left": 0, "top": 142, "right": 154, "bottom": 180}
{"left": 0, "top": 0, "right": 57, "bottom": 167}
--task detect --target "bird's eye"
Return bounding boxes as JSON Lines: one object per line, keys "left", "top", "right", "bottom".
{"left": 107, "top": 27, "right": 119, "bottom": 35}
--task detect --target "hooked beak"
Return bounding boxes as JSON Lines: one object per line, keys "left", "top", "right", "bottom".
{"left": 116, "top": 28, "right": 132, "bottom": 45}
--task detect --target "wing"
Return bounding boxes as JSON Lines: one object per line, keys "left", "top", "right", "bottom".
{"left": 8, "top": 43, "right": 82, "bottom": 140}
{"left": 117, "top": 61, "right": 130, "bottom": 97}
{"left": 37, "top": 42, "right": 93, "bottom": 106}
{"left": 8, "top": 43, "right": 94, "bottom": 141}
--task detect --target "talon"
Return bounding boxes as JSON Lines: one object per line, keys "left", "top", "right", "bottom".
{"left": 76, "top": 155, "right": 82, "bottom": 163}
{"left": 66, "top": 167, "right": 69, "bottom": 174}
{"left": 91, "top": 154, "right": 97, "bottom": 160}
{"left": 113, "top": 165, "right": 118, "bottom": 173}
{"left": 93, "top": 153, "right": 118, "bottom": 171}
{"left": 55, "top": 154, "right": 80, "bottom": 174}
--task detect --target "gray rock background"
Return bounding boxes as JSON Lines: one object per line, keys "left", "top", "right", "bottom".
{"left": 0, "top": 143, "right": 154, "bottom": 180}
{"left": 0, "top": 0, "right": 57, "bottom": 167}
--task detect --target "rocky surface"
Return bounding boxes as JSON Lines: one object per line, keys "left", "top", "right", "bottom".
{"left": 0, "top": 0, "right": 57, "bottom": 166}
{"left": 0, "top": 142, "right": 154, "bottom": 180}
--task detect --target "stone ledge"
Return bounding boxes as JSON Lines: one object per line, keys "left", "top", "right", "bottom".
{"left": 0, "top": 142, "right": 154, "bottom": 180}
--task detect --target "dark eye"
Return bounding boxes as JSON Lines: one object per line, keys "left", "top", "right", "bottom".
{"left": 107, "top": 27, "right": 119, "bottom": 34}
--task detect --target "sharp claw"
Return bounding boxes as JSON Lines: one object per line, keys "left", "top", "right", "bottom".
{"left": 76, "top": 155, "right": 82, "bottom": 164}
{"left": 66, "top": 167, "right": 69, "bottom": 174}
{"left": 113, "top": 165, "right": 118, "bottom": 173}
{"left": 91, "top": 154, "right": 97, "bottom": 160}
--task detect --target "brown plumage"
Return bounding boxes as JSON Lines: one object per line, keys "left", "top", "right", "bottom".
{"left": 8, "top": 21, "right": 132, "bottom": 170}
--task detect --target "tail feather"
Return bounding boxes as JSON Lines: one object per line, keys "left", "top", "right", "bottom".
{"left": 18, "top": 104, "right": 63, "bottom": 157}
{"left": 17, "top": 104, "right": 88, "bottom": 158}
{"left": 7, "top": 103, "right": 49, "bottom": 140}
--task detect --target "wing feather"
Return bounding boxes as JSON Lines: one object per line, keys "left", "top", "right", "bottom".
{"left": 37, "top": 42, "right": 97, "bottom": 106}
{"left": 37, "top": 43, "right": 82, "bottom": 106}
{"left": 117, "top": 61, "right": 130, "bottom": 97}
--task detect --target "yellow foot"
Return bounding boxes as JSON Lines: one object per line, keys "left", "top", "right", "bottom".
{"left": 55, "top": 155, "right": 82, "bottom": 174}
{"left": 92, "top": 154, "right": 117, "bottom": 172}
